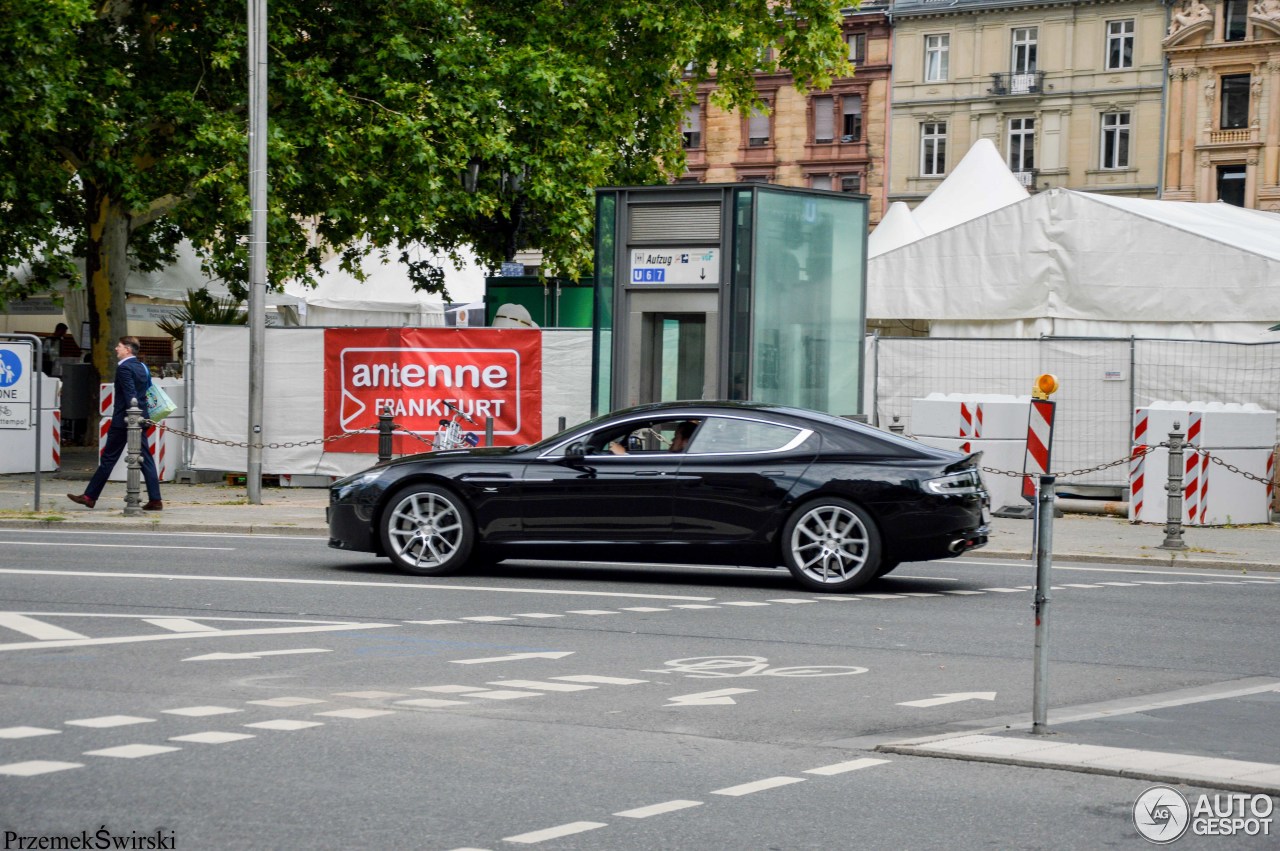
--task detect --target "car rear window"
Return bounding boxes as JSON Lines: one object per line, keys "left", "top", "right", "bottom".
{"left": 686, "top": 417, "right": 805, "bottom": 454}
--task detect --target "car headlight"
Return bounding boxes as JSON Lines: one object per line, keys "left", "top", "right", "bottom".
{"left": 333, "top": 467, "right": 390, "bottom": 500}
{"left": 925, "top": 469, "right": 984, "bottom": 496}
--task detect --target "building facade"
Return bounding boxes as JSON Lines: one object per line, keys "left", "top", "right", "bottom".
{"left": 887, "top": 0, "right": 1167, "bottom": 205}
{"left": 1161, "top": 0, "right": 1280, "bottom": 209}
{"left": 680, "top": 3, "right": 894, "bottom": 225}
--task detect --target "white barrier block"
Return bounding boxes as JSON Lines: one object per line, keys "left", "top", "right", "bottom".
{"left": 1130, "top": 447, "right": 1271, "bottom": 526}
{"left": 911, "top": 394, "right": 1030, "bottom": 440}
{"left": 1140, "top": 401, "right": 1277, "bottom": 449}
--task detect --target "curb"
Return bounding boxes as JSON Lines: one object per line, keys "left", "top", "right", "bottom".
{"left": 972, "top": 548, "right": 1280, "bottom": 573}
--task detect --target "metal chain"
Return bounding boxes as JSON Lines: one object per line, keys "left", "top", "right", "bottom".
{"left": 1188, "top": 445, "right": 1279, "bottom": 486}
{"left": 142, "top": 419, "right": 372, "bottom": 450}
{"left": 980, "top": 444, "right": 1158, "bottom": 479}
{"left": 390, "top": 422, "right": 438, "bottom": 448}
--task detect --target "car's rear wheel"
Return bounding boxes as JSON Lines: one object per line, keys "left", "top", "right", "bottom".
{"left": 782, "top": 498, "right": 882, "bottom": 592}
{"left": 380, "top": 484, "right": 474, "bottom": 576}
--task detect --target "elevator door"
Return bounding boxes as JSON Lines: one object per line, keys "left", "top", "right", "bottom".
{"left": 649, "top": 314, "right": 705, "bottom": 402}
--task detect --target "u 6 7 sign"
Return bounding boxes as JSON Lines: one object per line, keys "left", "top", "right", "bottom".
{"left": 322, "top": 328, "right": 542, "bottom": 453}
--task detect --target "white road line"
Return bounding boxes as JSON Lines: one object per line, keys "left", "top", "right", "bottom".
{"left": 0, "top": 761, "right": 83, "bottom": 776}
{"left": 332, "top": 691, "right": 405, "bottom": 699}
{"left": 552, "top": 675, "right": 647, "bottom": 685}
{"left": 614, "top": 800, "right": 702, "bottom": 818}
{"left": 0, "top": 621, "right": 395, "bottom": 653}
{"left": 162, "top": 706, "right": 241, "bottom": 717}
{"left": 942, "top": 590, "right": 985, "bottom": 596}
{"left": 169, "top": 732, "right": 255, "bottom": 744}
{"left": 247, "top": 697, "right": 326, "bottom": 707}
{"left": 565, "top": 610, "right": 617, "bottom": 615}
{"left": 856, "top": 594, "right": 904, "bottom": 600}
{"left": 0, "top": 528, "right": 318, "bottom": 542}
{"left": 467, "top": 690, "right": 540, "bottom": 700}
{"left": 512, "top": 613, "right": 565, "bottom": 618}
{"left": 1097, "top": 581, "right": 1142, "bottom": 587}
{"left": 460, "top": 616, "right": 516, "bottom": 622}
{"left": 395, "top": 698, "right": 469, "bottom": 708}
{"left": 671, "top": 604, "right": 720, "bottom": 609}
{"left": 503, "top": 822, "right": 608, "bottom": 844}
{"left": 0, "top": 541, "right": 235, "bottom": 551}
{"left": 487, "top": 680, "right": 596, "bottom": 692}
{"left": 981, "top": 588, "right": 1026, "bottom": 593}
{"left": 766, "top": 599, "right": 817, "bottom": 604}
{"left": 66, "top": 715, "right": 154, "bottom": 728}
{"left": 408, "top": 619, "right": 461, "bottom": 625}
{"left": 898, "top": 592, "right": 943, "bottom": 598}
{"left": 0, "top": 568, "right": 717, "bottom": 601}
{"left": 243, "top": 720, "right": 324, "bottom": 731}
{"left": 0, "top": 726, "right": 60, "bottom": 739}
{"left": 0, "top": 613, "right": 88, "bottom": 640}
{"left": 84, "top": 744, "right": 180, "bottom": 759}
{"left": 144, "top": 618, "right": 219, "bottom": 633}
{"left": 314, "top": 708, "right": 395, "bottom": 719}
{"left": 711, "top": 776, "right": 805, "bottom": 796}
{"left": 1061, "top": 584, "right": 1104, "bottom": 589}
{"left": 804, "top": 757, "right": 891, "bottom": 775}
{"left": 620, "top": 607, "right": 668, "bottom": 612}
{"left": 414, "top": 685, "right": 484, "bottom": 694}
{"left": 720, "top": 601, "right": 770, "bottom": 607}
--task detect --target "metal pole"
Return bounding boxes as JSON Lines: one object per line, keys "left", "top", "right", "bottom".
{"left": 183, "top": 322, "right": 194, "bottom": 472}
{"left": 124, "top": 398, "right": 144, "bottom": 517}
{"left": 1031, "top": 474, "right": 1056, "bottom": 734}
{"left": 377, "top": 406, "right": 394, "bottom": 463}
{"left": 245, "top": 0, "right": 269, "bottom": 504}
{"left": 484, "top": 416, "right": 494, "bottom": 447}
{"left": 1159, "top": 421, "right": 1189, "bottom": 550}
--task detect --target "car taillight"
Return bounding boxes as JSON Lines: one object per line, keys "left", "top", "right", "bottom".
{"left": 925, "top": 468, "right": 984, "bottom": 496}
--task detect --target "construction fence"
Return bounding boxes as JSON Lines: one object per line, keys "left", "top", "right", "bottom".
{"left": 866, "top": 335, "right": 1280, "bottom": 492}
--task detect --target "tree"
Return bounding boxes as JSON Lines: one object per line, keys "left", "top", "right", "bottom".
{"left": 1, "top": 0, "right": 849, "bottom": 375}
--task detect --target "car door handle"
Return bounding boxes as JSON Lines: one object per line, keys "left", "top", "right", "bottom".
{"left": 633, "top": 470, "right": 663, "bottom": 477}
{"left": 763, "top": 471, "right": 787, "bottom": 477}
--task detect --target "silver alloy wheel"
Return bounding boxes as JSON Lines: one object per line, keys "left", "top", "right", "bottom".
{"left": 789, "top": 503, "right": 871, "bottom": 584}
{"left": 386, "top": 489, "right": 464, "bottom": 569}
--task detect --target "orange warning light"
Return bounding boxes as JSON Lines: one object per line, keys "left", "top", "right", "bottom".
{"left": 1032, "top": 373, "right": 1059, "bottom": 400}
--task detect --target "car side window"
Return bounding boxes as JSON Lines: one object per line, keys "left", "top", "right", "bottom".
{"left": 583, "top": 419, "right": 695, "bottom": 455}
{"left": 685, "top": 417, "right": 803, "bottom": 455}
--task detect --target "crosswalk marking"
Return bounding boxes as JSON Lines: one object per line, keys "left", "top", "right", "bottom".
{"left": 143, "top": 618, "right": 219, "bottom": 633}
{"left": 552, "top": 675, "right": 647, "bottom": 685}
{"left": 395, "top": 697, "right": 469, "bottom": 708}
{"left": 804, "top": 757, "right": 891, "bottom": 775}
{"left": 0, "top": 726, "right": 59, "bottom": 739}
{"left": 66, "top": 715, "right": 153, "bottom": 729}
{"left": 504, "top": 822, "right": 607, "bottom": 844}
{"left": 487, "top": 680, "right": 596, "bottom": 692}
{"left": 0, "top": 613, "right": 87, "bottom": 640}
{"left": 170, "top": 732, "right": 255, "bottom": 744}
{"left": 84, "top": 744, "right": 180, "bottom": 759}
{"left": 0, "top": 760, "right": 82, "bottom": 776}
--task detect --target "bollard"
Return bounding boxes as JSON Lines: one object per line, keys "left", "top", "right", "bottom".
{"left": 1159, "top": 422, "right": 1189, "bottom": 550}
{"left": 558, "top": 416, "right": 567, "bottom": 433}
{"left": 124, "top": 397, "right": 144, "bottom": 517}
{"left": 484, "top": 416, "right": 494, "bottom": 447}
{"left": 377, "top": 405, "right": 394, "bottom": 463}
{"left": 889, "top": 415, "right": 905, "bottom": 435}
{"left": 1031, "top": 474, "right": 1056, "bottom": 734}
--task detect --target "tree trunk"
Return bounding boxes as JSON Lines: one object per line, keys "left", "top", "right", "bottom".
{"left": 84, "top": 184, "right": 131, "bottom": 383}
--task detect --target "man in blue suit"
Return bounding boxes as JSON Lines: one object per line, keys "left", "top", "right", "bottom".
{"left": 68, "top": 336, "right": 163, "bottom": 510}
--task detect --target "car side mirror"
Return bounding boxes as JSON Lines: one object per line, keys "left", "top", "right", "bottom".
{"left": 563, "top": 442, "right": 587, "bottom": 460}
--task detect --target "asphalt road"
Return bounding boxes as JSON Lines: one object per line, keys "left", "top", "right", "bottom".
{"left": 1, "top": 529, "right": 1277, "bottom": 850}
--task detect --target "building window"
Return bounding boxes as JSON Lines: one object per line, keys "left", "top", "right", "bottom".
{"left": 813, "top": 96, "right": 835, "bottom": 143}
{"left": 840, "top": 174, "right": 861, "bottom": 193}
{"left": 924, "top": 34, "right": 949, "bottom": 82}
{"left": 748, "top": 105, "right": 771, "bottom": 146}
{"left": 1217, "top": 165, "right": 1246, "bottom": 206}
{"left": 741, "top": 175, "right": 770, "bottom": 184}
{"left": 1011, "top": 27, "right": 1037, "bottom": 74}
{"left": 1008, "top": 117, "right": 1035, "bottom": 175}
{"left": 921, "top": 122, "right": 947, "bottom": 176}
{"left": 1106, "top": 20, "right": 1134, "bottom": 70}
{"left": 681, "top": 105, "right": 702, "bottom": 149}
{"left": 1100, "top": 111, "right": 1131, "bottom": 169}
{"left": 848, "top": 33, "right": 866, "bottom": 65}
{"left": 1225, "top": 0, "right": 1248, "bottom": 41}
{"left": 1221, "top": 74, "right": 1250, "bottom": 129}
{"left": 811, "top": 175, "right": 834, "bottom": 191}
{"left": 842, "top": 95, "right": 863, "bottom": 142}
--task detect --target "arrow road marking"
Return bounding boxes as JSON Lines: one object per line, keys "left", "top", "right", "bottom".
{"left": 665, "top": 688, "right": 756, "bottom": 707}
{"left": 450, "top": 651, "right": 575, "bottom": 665}
{"left": 184, "top": 648, "right": 333, "bottom": 662}
{"left": 897, "top": 692, "right": 997, "bottom": 708}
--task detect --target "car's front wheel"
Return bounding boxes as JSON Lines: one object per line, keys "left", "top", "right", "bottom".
{"left": 781, "top": 497, "right": 882, "bottom": 593}
{"left": 379, "top": 484, "right": 474, "bottom": 576}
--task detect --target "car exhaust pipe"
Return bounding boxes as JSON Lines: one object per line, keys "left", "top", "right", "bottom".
{"left": 948, "top": 538, "right": 969, "bottom": 554}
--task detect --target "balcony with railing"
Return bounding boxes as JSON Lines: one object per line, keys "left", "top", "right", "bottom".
{"left": 989, "top": 71, "right": 1046, "bottom": 97}
{"left": 1011, "top": 170, "right": 1038, "bottom": 189}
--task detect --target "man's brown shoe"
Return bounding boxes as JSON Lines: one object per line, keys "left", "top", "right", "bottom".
{"left": 142, "top": 500, "right": 164, "bottom": 511}
{"left": 67, "top": 493, "right": 96, "bottom": 509}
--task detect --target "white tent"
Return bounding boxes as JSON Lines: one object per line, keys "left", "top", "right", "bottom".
{"left": 868, "top": 188, "right": 1280, "bottom": 341}
{"left": 868, "top": 138, "right": 1029, "bottom": 258}
{"left": 282, "top": 245, "right": 487, "bottom": 327}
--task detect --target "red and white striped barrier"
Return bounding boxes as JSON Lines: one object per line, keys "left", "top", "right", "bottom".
{"left": 1021, "top": 399, "right": 1056, "bottom": 502}
{"left": 99, "top": 383, "right": 177, "bottom": 482}
{"left": 51, "top": 410, "right": 61, "bottom": 470}
{"left": 1183, "top": 412, "right": 1201, "bottom": 524}
{"left": 1128, "top": 408, "right": 1147, "bottom": 523}
{"left": 959, "top": 401, "right": 984, "bottom": 454}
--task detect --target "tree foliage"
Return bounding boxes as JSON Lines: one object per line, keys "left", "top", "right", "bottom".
{"left": 0, "top": 0, "right": 850, "bottom": 372}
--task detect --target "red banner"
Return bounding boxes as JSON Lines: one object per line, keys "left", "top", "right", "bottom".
{"left": 323, "top": 328, "right": 542, "bottom": 453}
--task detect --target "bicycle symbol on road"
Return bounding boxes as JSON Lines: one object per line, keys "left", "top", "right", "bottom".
{"left": 646, "top": 655, "right": 867, "bottom": 679}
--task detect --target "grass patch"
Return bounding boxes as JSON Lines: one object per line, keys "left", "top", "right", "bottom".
{"left": 0, "top": 510, "right": 69, "bottom": 521}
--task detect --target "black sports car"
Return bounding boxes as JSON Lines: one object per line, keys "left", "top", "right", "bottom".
{"left": 328, "top": 401, "right": 990, "bottom": 593}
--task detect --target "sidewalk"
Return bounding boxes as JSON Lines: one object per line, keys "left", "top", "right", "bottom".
{"left": 2, "top": 446, "right": 1278, "bottom": 569}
